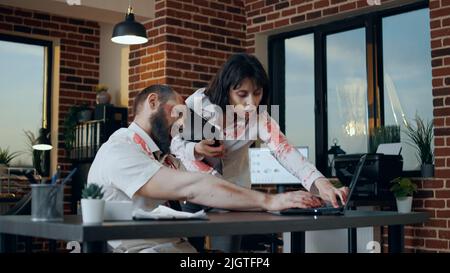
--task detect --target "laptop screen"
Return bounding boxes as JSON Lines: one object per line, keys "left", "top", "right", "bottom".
{"left": 343, "top": 154, "right": 367, "bottom": 210}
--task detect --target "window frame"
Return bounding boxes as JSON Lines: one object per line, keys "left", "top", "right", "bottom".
{"left": 268, "top": 1, "right": 429, "bottom": 177}
{"left": 0, "top": 33, "right": 53, "bottom": 171}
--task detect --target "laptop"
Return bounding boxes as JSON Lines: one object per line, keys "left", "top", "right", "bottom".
{"left": 276, "top": 154, "right": 367, "bottom": 216}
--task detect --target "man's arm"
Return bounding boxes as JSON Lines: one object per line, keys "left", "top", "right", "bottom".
{"left": 135, "top": 166, "right": 321, "bottom": 211}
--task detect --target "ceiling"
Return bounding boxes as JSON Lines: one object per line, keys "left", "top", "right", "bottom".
{"left": 1, "top": 0, "right": 154, "bottom": 24}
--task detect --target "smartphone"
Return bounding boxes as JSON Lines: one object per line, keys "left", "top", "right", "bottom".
{"left": 182, "top": 108, "right": 222, "bottom": 147}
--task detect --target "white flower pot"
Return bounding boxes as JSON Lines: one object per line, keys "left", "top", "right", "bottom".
{"left": 396, "top": 196, "right": 413, "bottom": 214}
{"left": 81, "top": 199, "right": 105, "bottom": 224}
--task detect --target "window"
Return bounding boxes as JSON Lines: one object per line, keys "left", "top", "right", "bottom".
{"left": 327, "top": 28, "right": 368, "bottom": 155}
{"left": 285, "top": 34, "right": 316, "bottom": 163}
{"left": 270, "top": 2, "right": 431, "bottom": 175}
{"left": 382, "top": 9, "right": 433, "bottom": 171}
{"left": 0, "top": 34, "right": 52, "bottom": 168}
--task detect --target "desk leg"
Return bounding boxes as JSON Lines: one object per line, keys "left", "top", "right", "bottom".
{"left": 291, "top": 232, "right": 305, "bottom": 253}
{"left": 24, "top": 236, "right": 32, "bottom": 253}
{"left": 82, "top": 241, "right": 107, "bottom": 253}
{"left": 388, "top": 225, "right": 404, "bottom": 253}
{"left": 0, "top": 233, "right": 16, "bottom": 253}
{"left": 49, "top": 240, "right": 57, "bottom": 252}
{"left": 348, "top": 228, "right": 357, "bottom": 253}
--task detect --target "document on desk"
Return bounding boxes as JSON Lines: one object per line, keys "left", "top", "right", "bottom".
{"left": 133, "top": 205, "right": 208, "bottom": 220}
{"left": 376, "top": 143, "right": 402, "bottom": 155}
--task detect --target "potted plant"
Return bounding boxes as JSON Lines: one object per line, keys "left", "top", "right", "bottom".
{"left": 390, "top": 177, "right": 417, "bottom": 213}
{"left": 369, "top": 125, "right": 400, "bottom": 153}
{"left": 0, "top": 147, "right": 21, "bottom": 174}
{"left": 76, "top": 103, "right": 93, "bottom": 123}
{"left": 404, "top": 115, "right": 434, "bottom": 177}
{"left": 24, "top": 130, "right": 42, "bottom": 173}
{"left": 81, "top": 183, "right": 105, "bottom": 224}
{"left": 63, "top": 104, "right": 93, "bottom": 153}
{"left": 95, "top": 84, "right": 111, "bottom": 105}
{"left": 63, "top": 105, "right": 79, "bottom": 153}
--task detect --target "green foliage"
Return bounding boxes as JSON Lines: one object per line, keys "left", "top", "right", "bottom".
{"left": 23, "top": 130, "right": 42, "bottom": 172}
{"left": 81, "top": 183, "right": 104, "bottom": 199}
{"left": 404, "top": 115, "right": 434, "bottom": 165}
{"left": 0, "top": 147, "right": 21, "bottom": 166}
{"left": 369, "top": 125, "right": 400, "bottom": 153}
{"left": 94, "top": 84, "right": 108, "bottom": 93}
{"left": 63, "top": 104, "right": 91, "bottom": 152}
{"left": 23, "top": 130, "right": 38, "bottom": 155}
{"left": 390, "top": 177, "right": 417, "bottom": 198}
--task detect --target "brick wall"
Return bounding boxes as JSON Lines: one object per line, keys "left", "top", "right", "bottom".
{"left": 128, "top": 0, "right": 246, "bottom": 117}
{"left": 244, "top": 0, "right": 403, "bottom": 53}
{"left": 0, "top": 5, "right": 100, "bottom": 176}
{"left": 419, "top": 0, "right": 450, "bottom": 252}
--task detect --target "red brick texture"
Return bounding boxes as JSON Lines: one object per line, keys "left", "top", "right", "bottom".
{"left": 0, "top": 4, "right": 100, "bottom": 175}
{"left": 412, "top": 0, "right": 450, "bottom": 253}
{"left": 128, "top": 0, "right": 246, "bottom": 117}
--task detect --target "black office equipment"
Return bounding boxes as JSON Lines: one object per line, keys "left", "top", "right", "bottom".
{"left": 70, "top": 105, "right": 128, "bottom": 161}
{"left": 277, "top": 154, "right": 367, "bottom": 216}
{"left": 334, "top": 153, "right": 403, "bottom": 200}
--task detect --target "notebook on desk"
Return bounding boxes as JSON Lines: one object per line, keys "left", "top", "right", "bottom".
{"left": 274, "top": 154, "right": 367, "bottom": 216}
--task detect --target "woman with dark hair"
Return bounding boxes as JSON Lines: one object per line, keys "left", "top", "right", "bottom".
{"left": 170, "top": 53, "right": 347, "bottom": 252}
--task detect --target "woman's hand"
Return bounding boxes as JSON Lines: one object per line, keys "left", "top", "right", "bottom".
{"left": 194, "top": 139, "right": 225, "bottom": 158}
{"left": 311, "top": 178, "right": 349, "bottom": 208}
{"left": 264, "top": 190, "right": 323, "bottom": 211}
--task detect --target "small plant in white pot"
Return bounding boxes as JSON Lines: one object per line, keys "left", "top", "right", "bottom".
{"left": 81, "top": 183, "right": 105, "bottom": 224}
{"left": 390, "top": 177, "right": 418, "bottom": 213}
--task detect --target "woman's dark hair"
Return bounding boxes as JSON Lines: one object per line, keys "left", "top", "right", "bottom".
{"left": 205, "top": 53, "right": 270, "bottom": 111}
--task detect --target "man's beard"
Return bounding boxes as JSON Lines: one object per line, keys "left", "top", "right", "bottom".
{"left": 149, "top": 107, "right": 171, "bottom": 156}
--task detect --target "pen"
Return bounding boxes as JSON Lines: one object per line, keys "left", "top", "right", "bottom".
{"left": 60, "top": 168, "right": 77, "bottom": 185}
{"left": 51, "top": 166, "right": 61, "bottom": 185}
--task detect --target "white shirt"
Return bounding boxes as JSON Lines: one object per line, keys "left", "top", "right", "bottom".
{"left": 88, "top": 122, "right": 164, "bottom": 211}
{"left": 88, "top": 122, "right": 196, "bottom": 252}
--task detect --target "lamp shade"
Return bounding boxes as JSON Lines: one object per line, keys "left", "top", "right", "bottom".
{"left": 327, "top": 138, "right": 345, "bottom": 155}
{"left": 327, "top": 144, "right": 345, "bottom": 155}
{"left": 33, "top": 128, "right": 52, "bottom": 151}
{"left": 111, "top": 8, "right": 148, "bottom": 45}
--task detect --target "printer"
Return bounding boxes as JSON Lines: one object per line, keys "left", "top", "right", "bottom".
{"left": 334, "top": 143, "right": 403, "bottom": 201}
